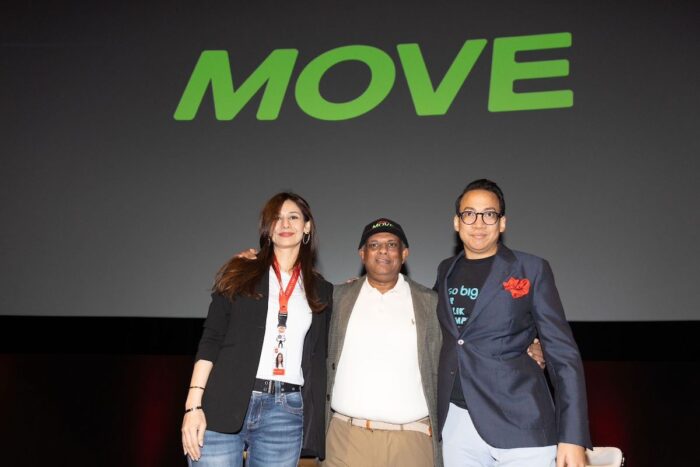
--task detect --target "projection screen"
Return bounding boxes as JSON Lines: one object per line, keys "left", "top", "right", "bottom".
{"left": 1, "top": 0, "right": 698, "bottom": 321}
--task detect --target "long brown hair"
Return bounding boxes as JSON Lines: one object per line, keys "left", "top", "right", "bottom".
{"left": 213, "top": 192, "right": 326, "bottom": 312}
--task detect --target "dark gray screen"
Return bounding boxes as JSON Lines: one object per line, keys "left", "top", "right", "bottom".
{"left": 2, "top": 1, "right": 698, "bottom": 320}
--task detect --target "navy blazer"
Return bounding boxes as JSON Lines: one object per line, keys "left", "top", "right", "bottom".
{"left": 435, "top": 245, "right": 591, "bottom": 449}
{"left": 195, "top": 270, "right": 333, "bottom": 459}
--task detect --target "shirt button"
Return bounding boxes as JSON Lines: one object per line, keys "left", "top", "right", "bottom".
{"left": 457, "top": 339, "right": 464, "bottom": 345}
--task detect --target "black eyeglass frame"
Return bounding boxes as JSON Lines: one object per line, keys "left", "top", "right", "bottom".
{"left": 457, "top": 210, "right": 503, "bottom": 225}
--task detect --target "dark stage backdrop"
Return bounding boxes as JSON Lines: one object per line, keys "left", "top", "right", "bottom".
{"left": 2, "top": 0, "right": 699, "bottom": 321}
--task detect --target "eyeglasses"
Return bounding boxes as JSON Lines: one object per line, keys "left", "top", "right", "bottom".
{"left": 457, "top": 210, "right": 502, "bottom": 225}
{"left": 365, "top": 240, "right": 401, "bottom": 251}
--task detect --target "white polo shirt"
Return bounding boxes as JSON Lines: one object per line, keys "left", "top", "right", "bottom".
{"left": 331, "top": 274, "right": 429, "bottom": 424}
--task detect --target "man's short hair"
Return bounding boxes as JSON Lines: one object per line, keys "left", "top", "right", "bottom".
{"left": 454, "top": 179, "right": 506, "bottom": 215}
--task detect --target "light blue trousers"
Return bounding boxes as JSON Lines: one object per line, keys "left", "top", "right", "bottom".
{"left": 442, "top": 403, "right": 556, "bottom": 467}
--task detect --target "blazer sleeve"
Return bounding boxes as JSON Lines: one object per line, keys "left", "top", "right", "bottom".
{"left": 195, "top": 293, "right": 231, "bottom": 363}
{"left": 531, "top": 260, "right": 592, "bottom": 449}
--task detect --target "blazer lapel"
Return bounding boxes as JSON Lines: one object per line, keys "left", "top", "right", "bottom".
{"left": 331, "top": 278, "right": 365, "bottom": 364}
{"left": 408, "top": 277, "right": 429, "bottom": 353}
{"left": 251, "top": 268, "right": 271, "bottom": 327}
{"left": 255, "top": 268, "right": 270, "bottom": 296}
{"left": 441, "top": 254, "right": 463, "bottom": 339}
{"left": 461, "top": 245, "right": 516, "bottom": 334}
{"left": 304, "top": 280, "right": 326, "bottom": 350}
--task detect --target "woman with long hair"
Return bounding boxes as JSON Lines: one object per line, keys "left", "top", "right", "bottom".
{"left": 181, "top": 192, "right": 332, "bottom": 467}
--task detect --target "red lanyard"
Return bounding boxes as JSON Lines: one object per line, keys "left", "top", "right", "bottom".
{"left": 272, "top": 258, "right": 301, "bottom": 314}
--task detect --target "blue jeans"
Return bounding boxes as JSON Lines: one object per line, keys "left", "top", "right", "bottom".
{"left": 188, "top": 386, "right": 304, "bottom": 467}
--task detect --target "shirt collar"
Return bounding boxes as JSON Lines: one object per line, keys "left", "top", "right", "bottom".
{"left": 362, "top": 273, "right": 407, "bottom": 295}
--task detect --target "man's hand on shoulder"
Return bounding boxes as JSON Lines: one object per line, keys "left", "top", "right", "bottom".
{"left": 556, "top": 442, "right": 586, "bottom": 467}
{"left": 236, "top": 248, "right": 258, "bottom": 260}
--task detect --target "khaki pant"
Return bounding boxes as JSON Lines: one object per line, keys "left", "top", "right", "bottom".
{"left": 323, "top": 416, "right": 434, "bottom": 467}
{"left": 299, "top": 459, "right": 319, "bottom": 467}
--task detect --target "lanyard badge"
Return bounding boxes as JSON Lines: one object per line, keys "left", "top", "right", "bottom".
{"left": 271, "top": 258, "right": 301, "bottom": 376}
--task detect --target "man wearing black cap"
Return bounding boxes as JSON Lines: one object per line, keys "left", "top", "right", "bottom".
{"left": 323, "top": 219, "right": 443, "bottom": 467}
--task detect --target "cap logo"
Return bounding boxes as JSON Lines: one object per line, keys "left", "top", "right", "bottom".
{"left": 371, "top": 220, "right": 393, "bottom": 229}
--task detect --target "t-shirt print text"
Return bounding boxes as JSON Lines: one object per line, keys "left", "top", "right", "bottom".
{"left": 449, "top": 285, "right": 479, "bottom": 326}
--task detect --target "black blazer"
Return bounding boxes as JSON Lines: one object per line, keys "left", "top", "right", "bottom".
{"left": 195, "top": 270, "right": 333, "bottom": 459}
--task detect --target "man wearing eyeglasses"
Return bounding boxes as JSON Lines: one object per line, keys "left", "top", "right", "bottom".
{"left": 436, "top": 179, "right": 591, "bottom": 467}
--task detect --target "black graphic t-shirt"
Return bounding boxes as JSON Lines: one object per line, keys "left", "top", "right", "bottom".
{"left": 446, "top": 254, "right": 494, "bottom": 409}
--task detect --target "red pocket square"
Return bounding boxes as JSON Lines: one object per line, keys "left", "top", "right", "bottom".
{"left": 503, "top": 277, "right": 530, "bottom": 298}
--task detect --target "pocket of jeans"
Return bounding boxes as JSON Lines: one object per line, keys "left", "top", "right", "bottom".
{"left": 281, "top": 392, "right": 304, "bottom": 416}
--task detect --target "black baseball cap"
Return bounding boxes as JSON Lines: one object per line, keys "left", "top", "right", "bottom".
{"left": 358, "top": 218, "right": 409, "bottom": 249}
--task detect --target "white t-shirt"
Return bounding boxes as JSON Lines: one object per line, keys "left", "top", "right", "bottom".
{"left": 255, "top": 267, "right": 312, "bottom": 385}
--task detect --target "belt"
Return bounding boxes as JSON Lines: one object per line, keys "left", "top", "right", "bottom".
{"left": 333, "top": 413, "right": 432, "bottom": 437}
{"left": 253, "top": 378, "right": 301, "bottom": 394}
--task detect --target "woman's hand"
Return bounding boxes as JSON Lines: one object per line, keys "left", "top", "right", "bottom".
{"left": 181, "top": 408, "right": 207, "bottom": 461}
{"left": 182, "top": 360, "right": 213, "bottom": 461}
